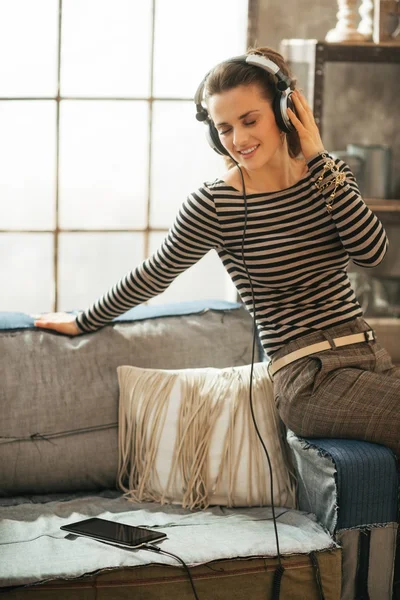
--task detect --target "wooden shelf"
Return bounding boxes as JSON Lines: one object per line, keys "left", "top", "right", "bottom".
{"left": 367, "top": 200, "right": 400, "bottom": 212}
{"left": 281, "top": 39, "right": 400, "bottom": 64}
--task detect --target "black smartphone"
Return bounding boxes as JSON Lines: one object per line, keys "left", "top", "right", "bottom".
{"left": 60, "top": 517, "right": 167, "bottom": 548}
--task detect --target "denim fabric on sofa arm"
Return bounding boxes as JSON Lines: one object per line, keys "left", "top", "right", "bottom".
{"left": 287, "top": 430, "right": 398, "bottom": 600}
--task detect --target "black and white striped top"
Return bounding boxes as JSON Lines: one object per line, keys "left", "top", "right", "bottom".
{"left": 76, "top": 152, "right": 388, "bottom": 356}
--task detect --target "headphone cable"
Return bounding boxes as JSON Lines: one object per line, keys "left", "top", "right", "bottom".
{"left": 236, "top": 162, "right": 327, "bottom": 600}
{"left": 148, "top": 167, "right": 285, "bottom": 600}
{"left": 236, "top": 163, "right": 285, "bottom": 598}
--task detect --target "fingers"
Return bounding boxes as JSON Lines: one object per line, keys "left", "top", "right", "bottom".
{"left": 289, "top": 90, "right": 320, "bottom": 135}
{"left": 287, "top": 91, "right": 325, "bottom": 160}
{"left": 34, "top": 318, "right": 59, "bottom": 330}
{"left": 292, "top": 89, "right": 311, "bottom": 110}
{"left": 292, "top": 90, "right": 318, "bottom": 124}
{"left": 33, "top": 312, "right": 80, "bottom": 335}
{"left": 35, "top": 321, "right": 79, "bottom": 335}
{"left": 287, "top": 106, "right": 304, "bottom": 131}
{"left": 291, "top": 90, "right": 311, "bottom": 121}
{"left": 34, "top": 312, "right": 76, "bottom": 323}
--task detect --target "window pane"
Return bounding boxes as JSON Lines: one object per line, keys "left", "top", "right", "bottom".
{"left": 0, "top": 0, "right": 58, "bottom": 97}
{"left": 58, "top": 232, "right": 145, "bottom": 311}
{"left": 153, "top": 0, "right": 249, "bottom": 97}
{"left": 0, "top": 101, "right": 56, "bottom": 229}
{"left": 147, "top": 234, "right": 237, "bottom": 305}
{"left": 61, "top": 0, "right": 152, "bottom": 97}
{"left": 59, "top": 101, "right": 149, "bottom": 229}
{"left": 150, "top": 101, "right": 223, "bottom": 228}
{"left": 0, "top": 234, "right": 53, "bottom": 312}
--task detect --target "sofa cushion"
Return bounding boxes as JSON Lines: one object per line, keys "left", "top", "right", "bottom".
{"left": 117, "top": 363, "right": 296, "bottom": 510}
{"left": 0, "top": 301, "right": 261, "bottom": 495}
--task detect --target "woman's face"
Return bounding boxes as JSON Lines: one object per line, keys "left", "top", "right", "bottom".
{"left": 207, "top": 83, "right": 282, "bottom": 168}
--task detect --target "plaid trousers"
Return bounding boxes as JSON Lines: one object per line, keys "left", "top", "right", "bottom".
{"left": 272, "top": 317, "right": 400, "bottom": 458}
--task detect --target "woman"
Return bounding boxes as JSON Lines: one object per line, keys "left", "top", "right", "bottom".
{"left": 34, "top": 46, "right": 400, "bottom": 458}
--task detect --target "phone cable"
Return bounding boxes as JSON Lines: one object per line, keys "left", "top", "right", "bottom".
{"left": 142, "top": 544, "right": 200, "bottom": 600}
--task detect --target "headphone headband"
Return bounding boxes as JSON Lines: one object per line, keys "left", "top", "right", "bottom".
{"left": 195, "top": 53, "right": 292, "bottom": 120}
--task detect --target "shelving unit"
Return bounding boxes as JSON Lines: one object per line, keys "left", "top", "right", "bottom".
{"left": 280, "top": 39, "right": 400, "bottom": 214}
{"left": 280, "top": 39, "right": 400, "bottom": 133}
{"left": 280, "top": 40, "right": 400, "bottom": 331}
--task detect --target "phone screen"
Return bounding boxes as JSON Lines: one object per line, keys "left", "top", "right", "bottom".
{"left": 60, "top": 517, "right": 167, "bottom": 548}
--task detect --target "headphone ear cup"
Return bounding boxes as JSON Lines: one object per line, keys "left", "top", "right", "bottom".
{"left": 205, "top": 120, "right": 230, "bottom": 156}
{"left": 286, "top": 92, "right": 297, "bottom": 130}
{"left": 273, "top": 91, "right": 294, "bottom": 134}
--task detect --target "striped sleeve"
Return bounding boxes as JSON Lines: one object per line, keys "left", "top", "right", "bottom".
{"left": 307, "top": 152, "right": 389, "bottom": 268}
{"left": 76, "top": 185, "right": 222, "bottom": 332}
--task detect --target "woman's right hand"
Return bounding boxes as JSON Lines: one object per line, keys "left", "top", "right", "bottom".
{"left": 34, "top": 312, "right": 81, "bottom": 336}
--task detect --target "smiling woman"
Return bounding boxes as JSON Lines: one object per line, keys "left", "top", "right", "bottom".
{"left": 197, "top": 49, "right": 317, "bottom": 194}
{"left": 34, "top": 45, "right": 400, "bottom": 468}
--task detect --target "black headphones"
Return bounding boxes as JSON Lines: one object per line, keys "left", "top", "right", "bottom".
{"left": 194, "top": 53, "right": 296, "bottom": 157}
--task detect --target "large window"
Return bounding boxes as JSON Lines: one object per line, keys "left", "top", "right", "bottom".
{"left": 0, "top": 0, "right": 250, "bottom": 313}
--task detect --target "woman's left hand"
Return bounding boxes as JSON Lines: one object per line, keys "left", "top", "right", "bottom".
{"left": 34, "top": 312, "right": 80, "bottom": 335}
{"left": 287, "top": 89, "right": 325, "bottom": 160}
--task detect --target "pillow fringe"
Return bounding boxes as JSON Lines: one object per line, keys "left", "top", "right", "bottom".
{"left": 117, "top": 365, "right": 297, "bottom": 510}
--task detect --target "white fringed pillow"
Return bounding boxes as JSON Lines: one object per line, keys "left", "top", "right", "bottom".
{"left": 117, "top": 363, "right": 296, "bottom": 510}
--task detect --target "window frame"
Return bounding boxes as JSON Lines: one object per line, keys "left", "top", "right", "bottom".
{"left": 0, "top": 0, "right": 258, "bottom": 311}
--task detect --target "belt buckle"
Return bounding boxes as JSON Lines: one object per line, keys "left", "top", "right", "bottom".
{"left": 364, "top": 330, "right": 375, "bottom": 342}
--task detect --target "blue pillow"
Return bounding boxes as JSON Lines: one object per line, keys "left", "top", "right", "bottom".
{"left": 0, "top": 299, "right": 242, "bottom": 331}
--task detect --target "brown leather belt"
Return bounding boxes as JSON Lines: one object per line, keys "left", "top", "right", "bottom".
{"left": 269, "top": 330, "right": 375, "bottom": 377}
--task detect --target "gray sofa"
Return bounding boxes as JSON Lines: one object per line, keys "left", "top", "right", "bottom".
{"left": 0, "top": 300, "right": 398, "bottom": 600}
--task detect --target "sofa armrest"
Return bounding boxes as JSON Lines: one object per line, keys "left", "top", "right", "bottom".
{"left": 286, "top": 431, "right": 398, "bottom": 535}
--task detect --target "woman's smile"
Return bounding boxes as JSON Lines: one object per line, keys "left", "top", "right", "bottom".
{"left": 237, "top": 144, "right": 260, "bottom": 158}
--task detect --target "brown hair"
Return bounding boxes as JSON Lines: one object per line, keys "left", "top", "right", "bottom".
{"left": 204, "top": 46, "right": 301, "bottom": 169}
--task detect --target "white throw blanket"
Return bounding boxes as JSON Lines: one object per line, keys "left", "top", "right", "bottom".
{"left": 0, "top": 492, "right": 337, "bottom": 587}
